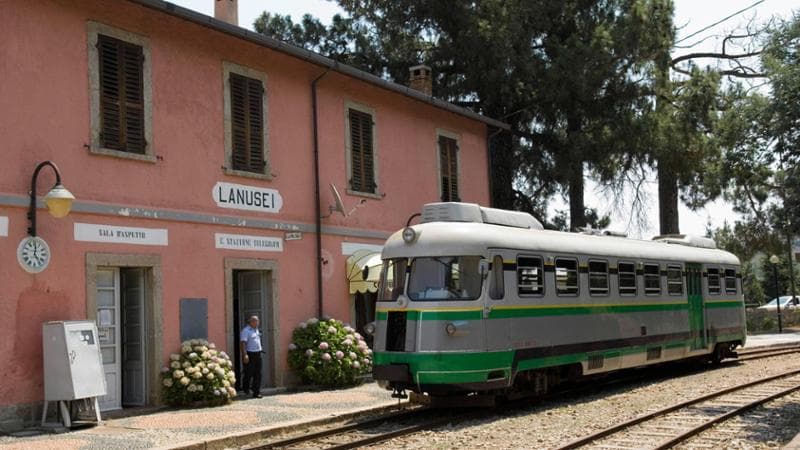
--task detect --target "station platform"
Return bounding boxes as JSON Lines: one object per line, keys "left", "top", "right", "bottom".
{"left": 1, "top": 332, "right": 799, "bottom": 450}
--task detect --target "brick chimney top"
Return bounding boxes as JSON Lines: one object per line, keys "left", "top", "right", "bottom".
{"left": 214, "top": 0, "right": 238, "bottom": 26}
{"left": 409, "top": 65, "right": 432, "bottom": 96}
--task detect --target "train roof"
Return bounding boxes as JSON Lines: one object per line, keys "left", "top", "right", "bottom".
{"left": 383, "top": 221, "right": 740, "bottom": 266}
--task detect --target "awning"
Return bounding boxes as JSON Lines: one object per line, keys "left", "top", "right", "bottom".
{"left": 346, "top": 249, "right": 383, "bottom": 294}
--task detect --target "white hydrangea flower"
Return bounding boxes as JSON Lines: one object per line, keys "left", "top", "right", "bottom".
{"left": 209, "top": 343, "right": 216, "bottom": 349}
{"left": 169, "top": 353, "right": 181, "bottom": 361}
{"left": 227, "top": 387, "right": 236, "bottom": 397}
{"left": 213, "top": 389, "right": 221, "bottom": 396}
{"left": 349, "top": 352, "right": 357, "bottom": 360}
{"left": 172, "top": 370, "right": 185, "bottom": 379}
{"left": 223, "top": 380, "right": 231, "bottom": 388}
{"left": 192, "top": 372, "right": 203, "bottom": 379}
{"left": 197, "top": 384, "right": 204, "bottom": 391}
{"left": 327, "top": 326, "right": 337, "bottom": 333}
{"left": 202, "top": 367, "right": 210, "bottom": 375}
{"left": 308, "top": 318, "right": 319, "bottom": 325}
{"left": 170, "top": 361, "right": 181, "bottom": 369}
{"left": 206, "top": 373, "right": 214, "bottom": 380}
{"left": 352, "top": 361, "right": 360, "bottom": 368}
{"left": 181, "top": 345, "right": 192, "bottom": 353}
{"left": 188, "top": 352, "right": 199, "bottom": 360}
{"left": 288, "top": 343, "right": 297, "bottom": 351}
{"left": 182, "top": 361, "right": 191, "bottom": 369}
{"left": 299, "top": 322, "right": 307, "bottom": 329}
{"left": 179, "top": 376, "right": 190, "bottom": 386}
{"left": 187, "top": 384, "right": 197, "bottom": 392}
{"left": 162, "top": 378, "right": 173, "bottom": 387}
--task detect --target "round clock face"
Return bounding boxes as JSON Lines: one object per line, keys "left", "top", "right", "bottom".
{"left": 17, "top": 236, "right": 51, "bottom": 274}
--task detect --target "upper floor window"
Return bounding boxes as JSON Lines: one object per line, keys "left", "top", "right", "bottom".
{"left": 644, "top": 263, "right": 661, "bottom": 295}
{"left": 618, "top": 261, "right": 637, "bottom": 296}
{"left": 725, "top": 269, "right": 737, "bottom": 295}
{"left": 555, "top": 258, "right": 579, "bottom": 296}
{"left": 346, "top": 104, "right": 377, "bottom": 195}
{"left": 588, "top": 260, "right": 609, "bottom": 296}
{"left": 518, "top": 256, "right": 544, "bottom": 296}
{"left": 667, "top": 265, "right": 684, "bottom": 295}
{"left": 707, "top": 267, "right": 721, "bottom": 295}
{"left": 223, "top": 62, "right": 270, "bottom": 179}
{"left": 88, "top": 22, "right": 153, "bottom": 162}
{"left": 438, "top": 134, "right": 460, "bottom": 202}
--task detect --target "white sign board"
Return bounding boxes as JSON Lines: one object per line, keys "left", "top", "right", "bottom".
{"left": 213, "top": 182, "right": 283, "bottom": 213}
{"left": 215, "top": 233, "right": 283, "bottom": 252}
{"left": 0, "top": 216, "right": 7, "bottom": 237}
{"left": 285, "top": 232, "right": 302, "bottom": 241}
{"left": 74, "top": 223, "right": 168, "bottom": 246}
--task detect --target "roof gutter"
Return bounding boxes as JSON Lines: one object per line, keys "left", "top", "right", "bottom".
{"left": 125, "top": 0, "right": 509, "bottom": 130}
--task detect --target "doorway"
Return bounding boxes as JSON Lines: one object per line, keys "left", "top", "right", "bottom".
{"left": 232, "top": 269, "right": 276, "bottom": 391}
{"left": 686, "top": 263, "right": 706, "bottom": 350}
{"left": 353, "top": 292, "right": 377, "bottom": 347}
{"left": 95, "top": 267, "right": 148, "bottom": 411}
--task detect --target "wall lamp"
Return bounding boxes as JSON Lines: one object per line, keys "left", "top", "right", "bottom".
{"left": 27, "top": 161, "right": 75, "bottom": 236}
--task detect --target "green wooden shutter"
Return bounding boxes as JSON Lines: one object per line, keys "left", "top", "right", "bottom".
{"left": 98, "top": 34, "right": 145, "bottom": 154}
{"left": 439, "top": 136, "right": 459, "bottom": 202}
{"left": 229, "top": 73, "right": 264, "bottom": 173}
{"left": 349, "top": 108, "right": 375, "bottom": 193}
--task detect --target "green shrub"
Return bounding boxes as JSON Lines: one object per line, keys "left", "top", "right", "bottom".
{"left": 287, "top": 318, "right": 372, "bottom": 388}
{"left": 161, "top": 339, "right": 236, "bottom": 406}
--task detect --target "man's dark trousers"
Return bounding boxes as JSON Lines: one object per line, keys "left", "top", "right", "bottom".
{"left": 242, "top": 351, "right": 262, "bottom": 395}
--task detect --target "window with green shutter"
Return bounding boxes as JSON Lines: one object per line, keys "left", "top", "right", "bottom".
{"left": 98, "top": 34, "right": 145, "bottom": 154}
{"left": 348, "top": 108, "right": 376, "bottom": 194}
{"left": 439, "top": 136, "right": 460, "bottom": 202}
{"left": 229, "top": 72, "right": 265, "bottom": 173}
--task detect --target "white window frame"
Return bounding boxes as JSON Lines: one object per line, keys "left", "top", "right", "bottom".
{"left": 588, "top": 259, "right": 610, "bottom": 297}
{"left": 724, "top": 268, "right": 738, "bottom": 295}
{"left": 707, "top": 267, "right": 721, "bottom": 295}
{"left": 222, "top": 61, "right": 271, "bottom": 180}
{"left": 517, "top": 255, "right": 544, "bottom": 297}
{"left": 618, "top": 261, "right": 637, "bottom": 296}
{"left": 436, "top": 128, "right": 462, "bottom": 202}
{"left": 666, "top": 264, "right": 684, "bottom": 296}
{"left": 555, "top": 257, "right": 579, "bottom": 297}
{"left": 87, "top": 21, "right": 154, "bottom": 162}
{"left": 344, "top": 101, "right": 380, "bottom": 198}
{"left": 643, "top": 263, "right": 661, "bottom": 296}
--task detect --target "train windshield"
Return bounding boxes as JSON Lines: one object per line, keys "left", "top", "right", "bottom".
{"left": 407, "top": 256, "right": 483, "bottom": 301}
{"left": 378, "top": 258, "right": 408, "bottom": 301}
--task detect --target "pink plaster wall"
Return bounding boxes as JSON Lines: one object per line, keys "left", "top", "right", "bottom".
{"left": 0, "top": 0, "right": 490, "bottom": 407}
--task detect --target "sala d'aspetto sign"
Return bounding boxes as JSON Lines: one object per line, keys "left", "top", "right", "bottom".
{"left": 212, "top": 182, "right": 283, "bottom": 213}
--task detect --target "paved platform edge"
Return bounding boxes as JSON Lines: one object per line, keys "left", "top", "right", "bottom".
{"left": 785, "top": 431, "right": 800, "bottom": 449}
{"left": 155, "top": 401, "right": 412, "bottom": 450}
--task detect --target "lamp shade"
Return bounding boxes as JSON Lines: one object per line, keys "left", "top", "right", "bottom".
{"left": 770, "top": 254, "right": 780, "bottom": 265}
{"left": 44, "top": 184, "right": 75, "bottom": 218}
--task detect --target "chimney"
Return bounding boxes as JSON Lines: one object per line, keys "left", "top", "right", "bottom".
{"left": 214, "top": 0, "right": 238, "bottom": 26}
{"left": 408, "top": 65, "right": 432, "bottom": 96}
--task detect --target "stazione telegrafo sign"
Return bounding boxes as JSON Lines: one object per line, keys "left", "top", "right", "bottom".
{"left": 212, "top": 182, "right": 283, "bottom": 213}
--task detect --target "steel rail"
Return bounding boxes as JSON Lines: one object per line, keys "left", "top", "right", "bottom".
{"left": 555, "top": 368, "right": 800, "bottom": 450}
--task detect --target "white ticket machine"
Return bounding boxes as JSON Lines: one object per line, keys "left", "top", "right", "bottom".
{"left": 42, "top": 321, "right": 106, "bottom": 427}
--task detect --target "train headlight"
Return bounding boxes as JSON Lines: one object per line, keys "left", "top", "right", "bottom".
{"left": 364, "top": 322, "right": 376, "bottom": 336}
{"left": 402, "top": 227, "right": 417, "bottom": 244}
{"left": 445, "top": 322, "right": 457, "bottom": 335}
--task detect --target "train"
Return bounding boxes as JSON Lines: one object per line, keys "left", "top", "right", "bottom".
{"left": 368, "top": 202, "right": 746, "bottom": 401}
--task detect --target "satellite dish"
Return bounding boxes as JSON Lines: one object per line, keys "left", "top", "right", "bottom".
{"left": 329, "top": 184, "right": 346, "bottom": 217}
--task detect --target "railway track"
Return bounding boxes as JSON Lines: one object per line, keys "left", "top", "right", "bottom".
{"left": 556, "top": 368, "right": 800, "bottom": 450}
{"left": 735, "top": 344, "right": 800, "bottom": 362}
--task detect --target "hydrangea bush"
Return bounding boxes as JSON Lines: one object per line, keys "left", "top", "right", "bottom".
{"left": 161, "top": 339, "right": 237, "bottom": 406}
{"left": 288, "top": 318, "right": 372, "bottom": 388}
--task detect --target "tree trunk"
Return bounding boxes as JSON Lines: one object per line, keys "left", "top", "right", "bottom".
{"left": 658, "top": 159, "right": 680, "bottom": 235}
{"left": 569, "top": 161, "right": 585, "bottom": 231}
{"left": 489, "top": 130, "right": 515, "bottom": 210}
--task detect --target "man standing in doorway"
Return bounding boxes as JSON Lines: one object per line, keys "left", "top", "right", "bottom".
{"left": 240, "top": 316, "right": 263, "bottom": 398}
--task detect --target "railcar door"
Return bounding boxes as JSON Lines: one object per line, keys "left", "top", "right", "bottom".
{"left": 485, "top": 252, "right": 511, "bottom": 351}
{"left": 686, "top": 263, "right": 706, "bottom": 350}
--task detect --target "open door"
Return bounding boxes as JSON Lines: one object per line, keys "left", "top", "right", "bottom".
{"left": 233, "top": 270, "right": 275, "bottom": 389}
{"left": 686, "top": 263, "right": 706, "bottom": 350}
{"left": 121, "top": 268, "right": 146, "bottom": 406}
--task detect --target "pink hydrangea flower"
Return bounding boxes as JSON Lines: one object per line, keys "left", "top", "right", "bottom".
{"left": 327, "top": 326, "right": 337, "bottom": 333}
{"left": 288, "top": 343, "right": 297, "bottom": 351}
{"left": 352, "top": 361, "right": 360, "bottom": 368}
{"left": 335, "top": 351, "right": 344, "bottom": 360}
{"left": 322, "top": 353, "right": 332, "bottom": 361}
{"left": 319, "top": 342, "right": 329, "bottom": 350}
{"left": 305, "top": 349, "right": 314, "bottom": 357}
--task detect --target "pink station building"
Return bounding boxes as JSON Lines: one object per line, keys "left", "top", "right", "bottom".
{"left": 0, "top": 0, "right": 506, "bottom": 429}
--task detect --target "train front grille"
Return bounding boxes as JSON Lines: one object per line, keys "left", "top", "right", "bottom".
{"left": 385, "top": 311, "right": 407, "bottom": 352}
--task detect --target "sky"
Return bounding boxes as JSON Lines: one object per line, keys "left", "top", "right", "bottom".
{"left": 171, "top": 0, "right": 797, "bottom": 238}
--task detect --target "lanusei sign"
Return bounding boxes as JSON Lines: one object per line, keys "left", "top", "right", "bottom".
{"left": 212, "top": 182, "right": 283, "bottom": 213}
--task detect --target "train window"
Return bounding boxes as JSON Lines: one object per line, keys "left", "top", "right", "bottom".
{"left": 378, "top": 258, "right": 408, "bottom": 301}
{"left": 489, "top": 255, "right": 505, "bottom": 300}
{"left": 555, "top": 258, "right": 579, "bottom": 296}
{"left": 618, "top": 262, "right": 637, "bottom": 296}
{"left": 518, "top": 256, "right": 544, "bottom": 296}
{"left": 707, "top": 268, "right": 721, "bottom": 295}
{"left": 589, "top": 260, "right": 609, "bottom": 296}
{"left": 667, "top": 265, "right": 683, "bottom": 295}
{"left": 724, "top": 269, "right": 737, "bottom": 295}
{"left": 407, "top": 256, "right": 483, "bottom": 301}
{"left": 644, "top": 264, "right": 661, "bottom": 295}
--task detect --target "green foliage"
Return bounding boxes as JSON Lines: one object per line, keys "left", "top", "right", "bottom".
{"left": 287, "top": 318, "right": 372, "bottom": 388}
{"left": 161, "top": 339, "right": 236, "bottom": 406}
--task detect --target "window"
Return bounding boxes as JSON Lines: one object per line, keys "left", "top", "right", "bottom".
{"left": 588, "top": 260, "right": 609, "bottom": 296}
{"left": 725, "top": 269, "right": 737, "bottom": 295}
{"left": 438, "top": 135, "right": 460, "bottom": 202}
{"left": 707, "top": 268, "right": 721, "bottom": 295}
{"left": 378, "top": 258, "right": 408, "bottom": 301}
{"left": 407, "top": 256, "right": 483, "bottom": 301}
{"left": 88, "top": 22, "right": 153, "bottom": 161}
{"left": 618, "top": 262, "right": 637, "bottom": 296}
{"left": 489, "top": 255, "right": 505, "bottom": 300}
{"left": 555, "top": 258, "right": 579, "bottom": 296}
{"left": 667, "top": 265, "right": 684, "bottom": 295}
{"left": 347, "top": 106, "right": 377, "bottom": 194}
{"left": 223, "top": 62, "right": 269, "bottom": 178}
{"left": 518, "top": 256, "right": 544, "bottom": 296}
{"left": 644, "top": 264, "right": 661, "bottom": 295}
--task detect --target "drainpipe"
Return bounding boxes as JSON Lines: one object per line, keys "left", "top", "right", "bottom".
{"left": 312, "top": 69, "right": 330, "bottom": 319}
{"left": 486, "top": 126, "right": 503, "bottom": 208}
